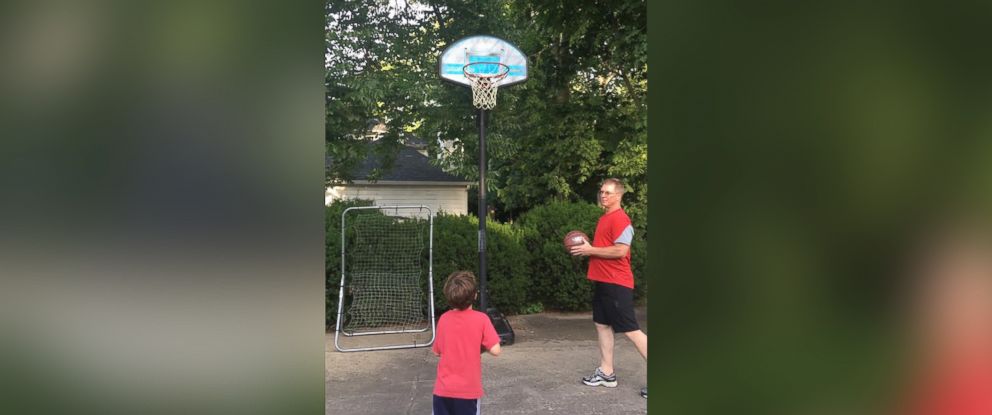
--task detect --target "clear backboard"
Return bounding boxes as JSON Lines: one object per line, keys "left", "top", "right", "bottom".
{"left": 438, "top": 35, "right": 528, "bottom": 88}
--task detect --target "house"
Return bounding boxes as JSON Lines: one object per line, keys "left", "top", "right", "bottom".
{"left": 326, "top": 140, "right": 473, "bottom": 218}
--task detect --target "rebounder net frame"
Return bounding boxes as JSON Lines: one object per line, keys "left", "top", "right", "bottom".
{"left": 334, "top": 205, "right": 436, "bottom": 352}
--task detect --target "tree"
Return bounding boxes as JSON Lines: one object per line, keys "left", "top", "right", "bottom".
{"left": 326, "top": 0, "right": 647, "bottom": 223}
{"left": 325, "top": 0, "right": 435, "bottom": 183}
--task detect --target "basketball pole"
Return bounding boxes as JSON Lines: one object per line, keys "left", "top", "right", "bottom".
{"left": 477, "top": 107, "right": 489, "bottom": 311}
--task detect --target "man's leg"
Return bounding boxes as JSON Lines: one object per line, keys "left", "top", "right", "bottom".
{"left": 623, "top": 329, "right": 648, "bottom": 360}
{"left": 596, "top": 322, "right": 616, "bottom": 375}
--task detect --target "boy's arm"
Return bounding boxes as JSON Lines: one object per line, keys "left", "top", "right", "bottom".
{"left": 480, "top": 314, "right": 501, "bottom": 356}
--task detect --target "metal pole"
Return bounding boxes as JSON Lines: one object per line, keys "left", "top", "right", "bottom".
{"left": 478, "top": 108, "right": 488, "bottom": 311}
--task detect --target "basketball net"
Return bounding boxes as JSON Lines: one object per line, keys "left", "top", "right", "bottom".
{"left": 464, "top": 62, "right": 509, "bottom": 110}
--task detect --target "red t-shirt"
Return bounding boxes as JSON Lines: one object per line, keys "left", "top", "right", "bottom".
{"left": 432, "top": 308, "right": 500, "bottom": 399}
{"left": 587, "top": 208, "right": 635, "bottom": 289}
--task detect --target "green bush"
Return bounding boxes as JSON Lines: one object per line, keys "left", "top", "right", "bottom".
{"left": 431, "top": 213, "right": 532, "bottom": 314}
{"left": 518, "top": 200, "right": 648, "bottom": 310}
{"left": 326, "top": 201, "right": 534, "bottom": 327}
{"left": 325, "top": 199, "right": 375, "bottom": 328}
{"left": 517, "top": 201, "right": 603, "bottom": 310}
{"left": 325, "top": 199, "right": 647, "bottom": 327}
{"left": 630, "top": 231, "right": 647, "bottom": 303}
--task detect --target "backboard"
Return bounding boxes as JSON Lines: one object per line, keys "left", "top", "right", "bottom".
{"left": 438, "top": 35, "right": 528, "bottom": 88}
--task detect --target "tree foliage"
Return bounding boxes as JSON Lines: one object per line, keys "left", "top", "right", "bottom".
{"left": 326, "top": 0, "right": 646, "bottom": 221}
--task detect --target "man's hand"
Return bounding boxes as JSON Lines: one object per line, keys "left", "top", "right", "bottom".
{"left": 570, "top": 240, "right": 593, "bottom": 256}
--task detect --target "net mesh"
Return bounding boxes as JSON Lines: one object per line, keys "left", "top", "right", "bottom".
{"left": 465, "top": 62, "right": 509, "bottom": 110}
{"left": 342, "top": 211, "right": 428, "bottom": 333}
{"left": 470, "top": 78, "right": 500, "bottom": 110}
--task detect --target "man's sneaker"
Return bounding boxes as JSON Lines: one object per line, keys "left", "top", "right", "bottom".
{"left": 581, "top": 367, "right": 617, "bottom": 387}
{"left": 640, "top": 387, "right": 647, "bottom": 398}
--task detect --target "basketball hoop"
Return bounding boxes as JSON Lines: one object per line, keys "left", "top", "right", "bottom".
{"left": 439, "top": 36, "right": 527, "bottom": 319}
{"left": 463, "top": 62, "right": 510, "bottom": 110}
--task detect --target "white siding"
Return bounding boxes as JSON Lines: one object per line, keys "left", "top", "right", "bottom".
{"left": 326, "top": 184, "right": 470, "bottom": 217}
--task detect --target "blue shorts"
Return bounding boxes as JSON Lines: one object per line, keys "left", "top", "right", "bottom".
{"left": 432, "top": 395, "right": 480, "bottom": 415}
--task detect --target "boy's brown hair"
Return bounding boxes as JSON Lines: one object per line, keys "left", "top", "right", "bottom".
{"left": 443, "top": 271, "right": 478, "bottom": 310}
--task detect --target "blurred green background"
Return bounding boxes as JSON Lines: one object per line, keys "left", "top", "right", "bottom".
{"left": 0, "top": 1, "right": 325, "bottom": 415}
{"left": 2, "top": 0, "right": 992, "bottom": 414}
{"left": 650, "top": 0, "right": 992, "bottom": 413}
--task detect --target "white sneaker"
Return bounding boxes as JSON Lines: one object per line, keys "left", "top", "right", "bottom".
{"left": 581, "top": 367, "right": 618, "bottom": 388}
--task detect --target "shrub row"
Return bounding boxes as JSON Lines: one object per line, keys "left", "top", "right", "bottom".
{"left": 326, "top": 200, "right": 647, "bottom": 326}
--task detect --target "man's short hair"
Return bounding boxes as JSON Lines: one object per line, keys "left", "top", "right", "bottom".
{"left": 601, "top": 178, "right": 626, "bottom": 194}
{"left": 443, "top": 271, "right": 477, "bottom": 310}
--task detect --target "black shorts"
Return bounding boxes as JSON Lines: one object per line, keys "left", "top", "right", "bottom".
{"left": 433, "top": 395, "right": 480, "bottom": 415}
{"left": 591, "top": 281, "right": 639, "bottom": 333}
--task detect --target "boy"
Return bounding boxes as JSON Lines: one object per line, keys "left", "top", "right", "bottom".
{"left": 432, "top": 271, "right": 502, "bottom": 415}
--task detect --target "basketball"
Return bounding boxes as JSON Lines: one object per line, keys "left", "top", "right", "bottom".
{"left": 563, "top": 230, "right": 590, "bottom": 252}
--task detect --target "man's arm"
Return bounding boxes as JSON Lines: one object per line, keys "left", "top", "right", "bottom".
{"left": 570, "top": 241, "right": 629, "bottom": 258}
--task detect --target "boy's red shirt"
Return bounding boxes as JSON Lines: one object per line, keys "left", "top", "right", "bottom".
{"left": 432, "top": 308, "right": 500, "bottom": 399}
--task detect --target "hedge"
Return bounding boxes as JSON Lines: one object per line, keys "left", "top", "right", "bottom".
{"left": 430, "top": 213, "right": 533, "bottom": 315}
{"left": 325, "top": 199, "right": 375, "bottom": 328}
{"left": 325, "top": 200, "right": 647, "bottom": 327}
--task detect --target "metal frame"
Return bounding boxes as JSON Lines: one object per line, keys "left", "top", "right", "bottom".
{"left": 334, "top": 205, "right": 436, "bottom": 352}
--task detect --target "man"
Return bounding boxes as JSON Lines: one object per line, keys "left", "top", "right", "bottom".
{"left": 570, "top": 178, "right": 648, "bottom": 399}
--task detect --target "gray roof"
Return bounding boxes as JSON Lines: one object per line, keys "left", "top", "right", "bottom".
{"left": 327, "top": 144, "right": 470, "bottom": 183}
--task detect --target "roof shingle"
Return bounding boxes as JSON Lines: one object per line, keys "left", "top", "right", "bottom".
{"left": 327, "top": 144, "right": 469, "bottom": 183}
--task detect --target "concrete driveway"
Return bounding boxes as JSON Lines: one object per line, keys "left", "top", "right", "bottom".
{"left": 326, "top": 307, "right": 648, "bottom": 414}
